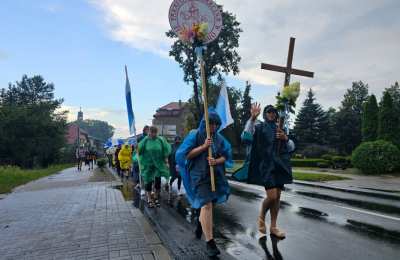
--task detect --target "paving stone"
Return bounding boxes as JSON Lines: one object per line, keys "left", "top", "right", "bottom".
{"left": 0, "top": 168, "right": 154, "bottom": 260}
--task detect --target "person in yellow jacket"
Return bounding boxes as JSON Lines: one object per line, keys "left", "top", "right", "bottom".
{"left": 118, "top": 144, "right": 132, "bottom": 179}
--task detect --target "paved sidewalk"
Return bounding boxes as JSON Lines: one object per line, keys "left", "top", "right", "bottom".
{"left": 0, "top": 167, "right": 167, "bottom": 260}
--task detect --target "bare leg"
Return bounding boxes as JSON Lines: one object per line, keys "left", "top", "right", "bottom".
{"left": 146, "top": 191, "right": 152, "bottom": 203}
{"left": 269, "top": 188, "right": 285, "bottom": 238}
{"left": 269, "top": 188, "right": 280, "bottom": 228}
{"left": 200, "top": 202, "right": 213, "bottom": 241}
{"left": 258, "top": 199, "right": 272, "bottom": 233}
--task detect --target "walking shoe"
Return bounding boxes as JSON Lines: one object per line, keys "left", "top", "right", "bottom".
{"left": 206, "top": 239, "right": 221, "bottom": 257}
{"left": 258, "top": 216, "right": 267, "bottom": 234}
{"left": 147, "top": 200, "right": 155, "bottom": 208}
{"left": 270, "top": 227, "right": 286, "bottom": 239}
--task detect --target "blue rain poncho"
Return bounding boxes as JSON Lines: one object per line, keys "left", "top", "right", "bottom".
{"left": 176, "top": 110, "right": 233, "bottom": 209}
{"left": 248, "top": 119, "right": 293, "bottom": 188}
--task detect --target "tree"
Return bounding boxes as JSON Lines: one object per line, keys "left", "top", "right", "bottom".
{"left": 378, "top": 91, "right": 400, "bottom": 147}
{"left": 0, "top": 75, "right": 62, "bottom": 108}
{"left": 74, "top": 119, "right": 114, "bottom": 143}
{"left": 325, "top": 107, "right": 338, "bottom": 148}
{"left": 293, "top": 89, "right": 329, "bottom": 148}
{"left": 334, "top": 81, "right": 369, "bottom": 154}
{"left": 166, "top": 7, "right": 242, "bottom": 121}
{"left": 0, "top": 75, "right": 67, "bottom": 168}
{"left": 239, "top": 81, "right": 252, "bottom": 130}
{"left": 384, "top": 82, "right": 400, "bottom": 112}
{"left": 361, "top": 94, "right": 379, "bottom": 142}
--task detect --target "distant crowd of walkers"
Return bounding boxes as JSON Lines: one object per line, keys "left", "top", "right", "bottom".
{"left": 75, "top": 146, "right": 97, "bottom": 171}
{"left": 93, "top": 103, "right": 294, "bottom": 257}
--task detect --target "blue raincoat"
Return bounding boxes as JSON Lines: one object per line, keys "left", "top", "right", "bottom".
{"left": 176, "top": 110, "right": 233, "bottom": 209}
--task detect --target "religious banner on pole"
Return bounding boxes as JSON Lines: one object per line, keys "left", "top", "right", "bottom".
{"left": 169, "top": 0, "right": 223, "bottom": 192}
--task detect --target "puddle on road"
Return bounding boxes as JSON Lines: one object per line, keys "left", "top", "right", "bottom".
{"left": 346, "top": 219, "right": 400, "bottom": 244}
{"left": 230, "top": 186, "right": 263, "bottom": 201}
{"left": 113, "top": 181, "right": 136, "bottom": 201}
{"left": 297, "top": 207, "right": 329, "bottom": 220}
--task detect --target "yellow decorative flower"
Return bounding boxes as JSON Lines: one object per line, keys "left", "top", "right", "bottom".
{"left": 281, "top": 82, "right": 301, "bottom": 102}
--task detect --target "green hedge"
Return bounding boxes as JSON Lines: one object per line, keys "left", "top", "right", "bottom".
{"left": 291, "top": 159, "right": 330, "bottom": 168}
{"left": 352, "top": 140, "right": 400, "bottom": 175}
{"left": 97, "top": 158, "right": 107, "bottom": 169}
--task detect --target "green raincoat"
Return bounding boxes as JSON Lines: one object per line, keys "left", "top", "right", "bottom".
{"left": 138, "top": 136, "right": 171, "bottom": 184}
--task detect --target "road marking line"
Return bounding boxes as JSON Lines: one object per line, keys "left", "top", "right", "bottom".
{"left": 229, "top": 180, "right": 400, "bottom": 222}
{"left": 332, "top": 205, "right": 400, "bottom": 222}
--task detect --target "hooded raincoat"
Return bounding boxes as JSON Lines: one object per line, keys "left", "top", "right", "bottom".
{"left": 138, "top": 136, "right": 171, "bottom": 185}
{"left": 118, "top": 144, "right": 132, "bottom": 171}
{"left": 176, "top": 110, "right": 233, "bottom": 209}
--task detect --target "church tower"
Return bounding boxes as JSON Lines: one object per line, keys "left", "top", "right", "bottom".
{"left": 77, "top": 107, "right": 83, "bottom": 121}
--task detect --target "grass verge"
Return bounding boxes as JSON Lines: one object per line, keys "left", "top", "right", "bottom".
{"left": 0, "top": 164, "right": 73, "bottom": 194}
{"left": 228, "top": 163, "right": 350, "bottom": 182}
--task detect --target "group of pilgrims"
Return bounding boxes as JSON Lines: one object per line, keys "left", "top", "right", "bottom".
{"left": 104, "top": 103, "right": 294, "bottom": 257}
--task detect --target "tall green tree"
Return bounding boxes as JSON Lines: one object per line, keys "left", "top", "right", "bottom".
{"left": 166, "top": 7, "right": 242, "bottom": 121}
{"left": 325, "top": 107, "right": 338, "bottom": 147}
{"left": 293, "top": 89, "right": 329, "bottom": 148}
{"left": 384, "top": 82, "right": 400, "bottom": 112}
{"left": 334, "top": 81, "right": 369, "bottom": 154}
{"left": 378, "top": 91, "right": 400, "bottom": 147}
{"left": 361, "top": 94, "right": 379, "bottom": 141}
{"left": 239, "top": 81, "right": 252, "bottom": 130}
{"left": 74, "top": 119, "right": 114, "bottom": 143}
{"left": 0, "top": 75, "right": 66, "bottom": 168}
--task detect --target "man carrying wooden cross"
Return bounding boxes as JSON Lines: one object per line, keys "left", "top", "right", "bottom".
{"left": 246, "top": 37, "right": 314, "bottom": 239}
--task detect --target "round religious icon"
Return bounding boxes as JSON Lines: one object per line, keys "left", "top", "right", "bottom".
{"left": 169, "top": 0, "right": 223, "bottom": 45}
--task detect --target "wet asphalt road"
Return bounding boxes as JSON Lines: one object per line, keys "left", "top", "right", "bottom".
{"left": 210, "top": 181, "right": 400, "bottom": 260}
{"left": 116, "top": 168, "right": 400, "bottom": 260}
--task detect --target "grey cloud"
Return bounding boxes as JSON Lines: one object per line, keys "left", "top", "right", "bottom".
{"left": 90, "top": 0, "right": 400, "bottom": 108}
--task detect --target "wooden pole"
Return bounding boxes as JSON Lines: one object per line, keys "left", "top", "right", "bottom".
{"left": 200, "top": 60, "right": 216, "bottom": 192}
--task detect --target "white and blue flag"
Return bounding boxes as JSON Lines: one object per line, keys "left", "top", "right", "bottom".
{"left": 125, "top": 65, "right": 136, "bottom": 137}
{"left": 215, "top": 83, "right": 234, "bottom": 132}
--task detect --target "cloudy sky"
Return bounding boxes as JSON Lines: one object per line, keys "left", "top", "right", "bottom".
{"left": 1, "top": 0, "right": 399, "bottom": 138}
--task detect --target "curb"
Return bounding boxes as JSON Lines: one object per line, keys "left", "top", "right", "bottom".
{"left": 293, "top": 180, "right": 400, "bottom": 201}
{"left": 226, "top": 173, "right": 400, "bottom": 201}
{"left": 141, "top": 197, "right": 237, "bottom": 260}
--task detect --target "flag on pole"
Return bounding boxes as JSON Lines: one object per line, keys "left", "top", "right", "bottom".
{"left": 215, "top": 83, "right": 234, "bottom": 131}
{"left": 125, "top": 65, "right": 136, "bottom": 136}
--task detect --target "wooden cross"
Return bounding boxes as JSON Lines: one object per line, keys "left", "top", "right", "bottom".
{"left": 261, "top": 37, "right": 314, "bottom": 87}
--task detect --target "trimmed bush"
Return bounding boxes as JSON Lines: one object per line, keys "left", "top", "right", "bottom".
{"left": 294, "top": 154, "right": 305, "bottom": 159}
{"left": 331, "top": 156, "right": 351, "bottom": 169}
{"left": 300, "top": 144, "right": 336, "bottom": 158}
{"left": 291, "top": 159, "right": 330, "bottom": 168}
{"left": 321, "top": 154, "right": 335, "bottom": 161}
{"left": 316, "top": 162, "right": 330, "bottom": 168}
{"left": 352, "top": 140, "right": 400, "bottom": 174}
{"left": 345, "top": 156, "right": 353, "bottom": 168}
{"left": 97, "top": 158, "right": 107, "bottom": 170}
